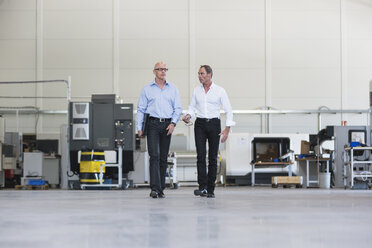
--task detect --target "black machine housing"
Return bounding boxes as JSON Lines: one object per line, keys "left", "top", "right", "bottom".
{"left": 69, "top": 94, "right": 134, "bottom": 180}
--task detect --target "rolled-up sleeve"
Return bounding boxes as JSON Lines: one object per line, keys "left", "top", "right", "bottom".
{"left": 171, "top": 87, "right": 182, "bottom": 124}
{"left": 221, "top": 88, "right": 235, "bottom": 127}
{"left": 136, "top": 88, "right": 147, "bottom": 131}
{"left": 186, "top": 89, "right": 197, "bottom": 118}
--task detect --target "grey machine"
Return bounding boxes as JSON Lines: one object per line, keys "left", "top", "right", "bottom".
{"left": 69, "top": 94, "right": 134, "bottom": 189}
{"left": 3, "top": 132, "right": 23, "bottom": 186}
{"left": 314, "top": 126, "right": 371, "bottom": 188}
{"left": 0, "top": 116, "right": 4, "bottom": 187}
{"left": 4, "top": 132, "right": 23, "bottom": 164}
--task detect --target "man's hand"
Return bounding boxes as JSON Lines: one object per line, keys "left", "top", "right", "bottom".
{"left": 219, "top": 127, "right": 230, "bottom": 143}
{"left": 138, "top": 130, "right": 144, "bottom": 138}
{"left": 182, "top": 114, "right": 191, "bottom": 123}
{"left": 166, "top": 123, "right": 175, "bottom": 136}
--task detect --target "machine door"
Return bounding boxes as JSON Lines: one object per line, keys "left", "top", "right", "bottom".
{"left": 93, "top": 103, "right": 114, "bottom": 150}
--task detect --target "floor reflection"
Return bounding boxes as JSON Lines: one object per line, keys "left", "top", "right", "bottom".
{"left": 147, "top": 213, "right": 169, "bottom": 247}
{"left": 196, "top": 215, "right": 220, "bottom": 241}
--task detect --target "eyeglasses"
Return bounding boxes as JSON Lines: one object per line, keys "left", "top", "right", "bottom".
{"left": 154, "top": 68, "right": 168, "bottom": 72}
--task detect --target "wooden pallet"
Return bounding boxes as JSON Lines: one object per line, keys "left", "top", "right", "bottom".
{"left": 15, "top": 185, "right": 49, "bottom": 190}
{"left": 272, "top": 176, "right": 303, "bottom": 188}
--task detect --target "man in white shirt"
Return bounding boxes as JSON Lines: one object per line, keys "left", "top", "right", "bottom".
{"left": 182, "top": 65, "right": 235, "bottom": 198}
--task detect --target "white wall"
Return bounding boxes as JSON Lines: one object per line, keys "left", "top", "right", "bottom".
{"left": 0, "top": 0, "right": 371, "bottom": 140}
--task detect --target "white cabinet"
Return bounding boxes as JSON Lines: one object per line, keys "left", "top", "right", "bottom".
{"left": 24, "top": 152, "right": 43, "bottom": 176}
{"left": 23, "top": 152, "right": 60, "bottom": 186}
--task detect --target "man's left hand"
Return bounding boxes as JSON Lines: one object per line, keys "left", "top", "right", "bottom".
{"left": 166, "top": 123, "right": 175, "bottom": 136}
{"left": 219, "top": 127, "right": 230, "bottom": 143}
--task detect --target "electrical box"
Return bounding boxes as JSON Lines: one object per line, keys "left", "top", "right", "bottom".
{"left": 3, "top": 157, "right": 16, "bottom": 170}
{"left": 72, "top": 102, "right": 90, "bottom": 141}
{"left": 114, "top": 104, "right": 134, "bottom": 151}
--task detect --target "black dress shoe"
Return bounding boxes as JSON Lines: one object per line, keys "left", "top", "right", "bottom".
{"left": 149, "top": 190, "right": 158, "bottom": 198}
{"left": 207, "top": 193, "right": 215, "bottom": 198}
{"left": 194, "top": 189, "right": 208, "bottom": 197}
{"left": 158, "top": 192, "right": 165, "bottom": 198}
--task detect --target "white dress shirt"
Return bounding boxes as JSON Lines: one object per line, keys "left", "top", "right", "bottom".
{"left": 187, "top": 82, "right": 236, "bottom": 127}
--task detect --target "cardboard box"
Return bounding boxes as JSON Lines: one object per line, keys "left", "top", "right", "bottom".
{"left": 272, "top": 176, "right": 303, "bottom": 185}
{"left": 301, "top": 140, "right": 310, "bottom": 154}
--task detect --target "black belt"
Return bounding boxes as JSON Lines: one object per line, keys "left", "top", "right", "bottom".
{"left": 149, "top": 116, "right": 171, "bottom": 122}
{"left": 197, "top": 118, "right": 219, "bottom": 122}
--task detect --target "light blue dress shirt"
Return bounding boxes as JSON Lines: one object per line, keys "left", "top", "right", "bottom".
{"left": 137, "top": 79, "right": 182, "bottom": 131}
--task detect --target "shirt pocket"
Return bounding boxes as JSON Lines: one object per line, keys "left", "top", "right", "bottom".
{"left": 207, "top": 94, "right": 220, "bottom": 105}
{"left": 163, "top": 89, "right": 175, "bottom": 104}
{"left": 146, "top": 90, "right": 157, "bottom": 104}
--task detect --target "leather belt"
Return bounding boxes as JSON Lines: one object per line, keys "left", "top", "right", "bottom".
{"left": 149, "top": 117, "right": 171, "bottom": 122}
{"left": 197, "top": 118, "right": 219, "bottom": 122}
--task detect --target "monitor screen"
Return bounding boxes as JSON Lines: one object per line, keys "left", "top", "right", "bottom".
{"left": 348, "top": 130, "right": 366, "bottom": 144}
{"left": 256, "top": 142, "right": 279, "bottom": 162}
{"left": 36, "top": 139, "right": 59, "bottom": 154}
{"left": 252, "top": 137, "right": 290, "bottom": 162}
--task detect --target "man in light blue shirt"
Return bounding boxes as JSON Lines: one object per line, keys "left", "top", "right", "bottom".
{"left": 137, "top": 61, "right": 182, "bottom": 198}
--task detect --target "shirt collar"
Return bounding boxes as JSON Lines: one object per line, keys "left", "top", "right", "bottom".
{"left": 200, "top": 81, "right": 214, "bottom": 90}
{"left": 152, "top": 79, "right": 169, "bottom": 86}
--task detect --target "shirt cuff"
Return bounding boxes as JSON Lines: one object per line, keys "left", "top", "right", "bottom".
{"left": 186, "top": 112, "right": 194, "bottom": 119}
{"left": 225, "top": 120, "right": 236, "bottom": 127}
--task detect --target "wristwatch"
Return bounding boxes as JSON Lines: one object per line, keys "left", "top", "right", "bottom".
{"left": 171, "top": 122, "right": 176, "bottom": 126}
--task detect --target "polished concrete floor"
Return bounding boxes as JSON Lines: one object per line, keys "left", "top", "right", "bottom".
{"left": 1, "top": 187, "right": 372, "bottom": 248}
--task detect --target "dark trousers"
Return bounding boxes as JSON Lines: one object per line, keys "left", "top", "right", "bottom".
{"left": 194, "top": 118, "right": 221, "bottom": 193}
{"left": 147, "top": 119, "right": 172, "bottom": 193}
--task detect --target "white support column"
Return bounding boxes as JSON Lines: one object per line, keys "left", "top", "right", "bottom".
{"left": 188, "top": 0, "right": 196, "bottom": 150}
{"left": 340, "top": 0, "right": 348, "bottom": 123}
{"left": 265, "top": 0, "right": 272, "bottom": 133}
{"left": 36, "top": 0, "right": 43, "bottom": 134}
{"left": 113, "top": 0, "right": 120, "bottom": 96}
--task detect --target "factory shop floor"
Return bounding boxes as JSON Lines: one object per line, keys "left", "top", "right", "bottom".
{"left": 0, "top": 187, "right": 371, "bottom": 248}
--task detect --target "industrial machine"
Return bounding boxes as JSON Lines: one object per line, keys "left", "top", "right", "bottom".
{"left": 314, "top": 126, "right": 371, "bottom": 188}
{"left": 128, "top": 134, "right": 149, "bottom": 185}
{"left": 167, "top": 136, "right": 195, "bottom": 186}
{"left": 225, "top": 133, "right": 309, "bottom": 185}
{"left": 2, "top": 144, "right": 17, "bottom": 185}
{"left": 0, "top": 143, "right": 3, "bottom": 188}
{"left": 129, "top": 151, "right": 149, "bottom": 185}
{"left": 69, "top": 94, "right": 134, "bottom": 189}
{"left": 3, "top": 132, "right": 23, "bottom": 187}
{"left": 0, "top": 116, "right": 4, "bottom": 187}
{"left": 252, "top": 137, "right": 291, "bottom": 163}
{"left": 4, "top": 132, "right": 23, "bottom": 163}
